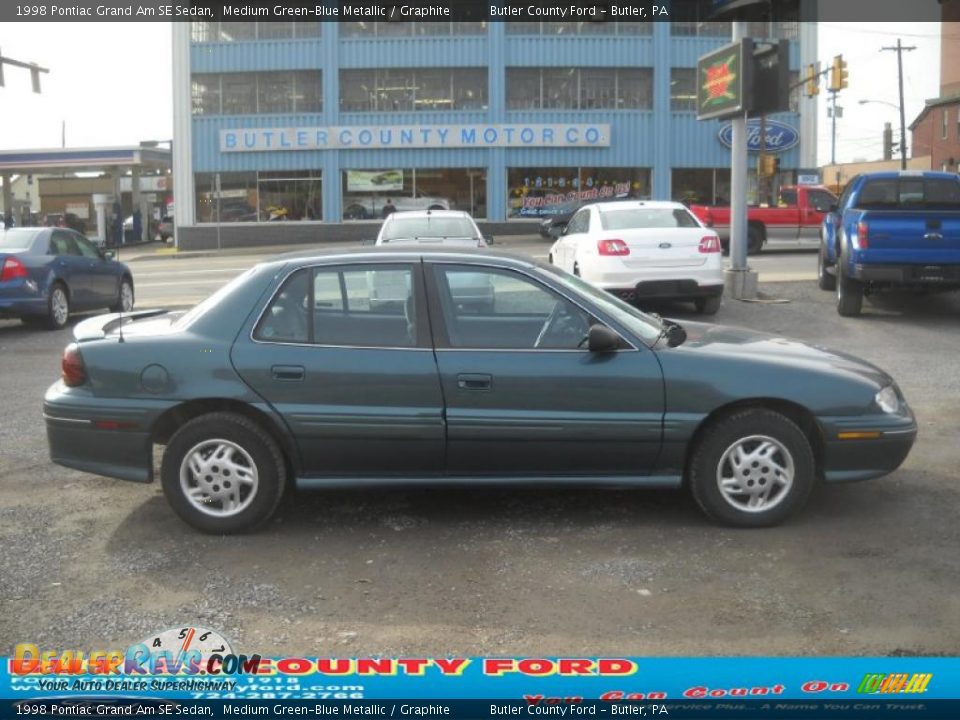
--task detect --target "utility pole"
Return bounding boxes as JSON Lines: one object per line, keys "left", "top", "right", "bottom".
{"left": 830, "top": 91, "right": 838, "bottom": 165}
{"left": 881, "top": 39, "right": 916, "bottom": 170}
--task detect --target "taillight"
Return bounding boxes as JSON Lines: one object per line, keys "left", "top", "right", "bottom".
{"left": 598, "top": 239, "right": 630, "bottom": 256}
{"left": 0, "top": 256, "right": 28, "bottom": 282}
{"left": 699, "top": 235, "right": 721, "bottom": 254}
{"left": 61, "top": 343, "right": 87, "bottom": 387}
{"left": 856, "top": 221, "right": 869, "bottom": 249}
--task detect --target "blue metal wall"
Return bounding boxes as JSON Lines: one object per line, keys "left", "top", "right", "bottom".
{"left": 189, "top": 22, "right": 804, "bottom": 222}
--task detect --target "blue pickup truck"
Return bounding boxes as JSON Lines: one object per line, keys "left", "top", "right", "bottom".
{"left": 819, "top": 171, "right": 960, "bottom": 316}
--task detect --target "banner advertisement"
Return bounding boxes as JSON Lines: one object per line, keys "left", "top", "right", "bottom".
{"left": 3, "top": 632, "right": 958, "bottom": 719}
{"left": 346, "top": 170, "right": 404, "bottom": 193}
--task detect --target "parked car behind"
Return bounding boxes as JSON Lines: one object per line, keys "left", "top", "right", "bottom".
{"left": 819, "top": 171, "right": 960, "bottom": 316}
{"left": 343, "top": 193, "right": 450, "bottom": 220}
{"left": 549, "top": 200, "right": 724, "bottom": 314}
{"left": 45, "top": 247, "right": 915, "bottom": 534}
{"left": 1, "top": 227, "right": 134, "bottom": 329}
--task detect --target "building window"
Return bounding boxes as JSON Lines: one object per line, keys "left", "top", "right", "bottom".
{"left": 507, "top": 168, "right": 651, "bottom": 218}
{"left": 339, "top": 69, "right": 488, "bottom": 112}
{"left": 191, "top": 72, "right": 322, "bottom": 115}
{"left": 506, "top": 68, "right": 652, "bottom": 110}
{"left": 340, "top": 22, "right": 487, "bottom": 37}
{"left": 672, "top": 168, "right": 732, "bottom": 206}
{"left": 943, "top": 109, "right": 949, "bottom": 140}
{"left": 341, "top": 168, "right": 487, "bottom": 220}
{"left": 670, "top": 68, "right": 696, "bottom": 112}
{"left": 505, "top": 22, "right": 651, "bottom": 35}
{"left": 194, "top": 171, "right": 321, "bottom": 223}
{"left": 191, "top": 21, "right": 321, "bottom": 42}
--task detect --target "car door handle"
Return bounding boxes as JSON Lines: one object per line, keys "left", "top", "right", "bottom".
{"left": 271, "top": 365, "right": 305, "bottom": 382}
{"left": 457, "top": 373, "right": 492, "bottom": 391}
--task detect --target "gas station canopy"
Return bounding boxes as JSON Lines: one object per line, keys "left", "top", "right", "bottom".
{"left": 0, "top": 145, "right": 170, "bottom": 175}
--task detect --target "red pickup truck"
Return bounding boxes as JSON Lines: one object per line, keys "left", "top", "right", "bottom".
{"left": 689, "top": 185, "right": 838, "bottom": 254}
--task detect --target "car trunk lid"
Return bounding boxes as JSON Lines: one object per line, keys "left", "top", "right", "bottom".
{"left": 612, "top": 227, "right": 709, "bottom": 268}
{"left": 72, "top": 309, "right": 179, "bottom": 342}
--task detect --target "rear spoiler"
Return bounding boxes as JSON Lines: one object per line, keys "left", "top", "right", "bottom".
{"left": 73, "top": 309, "right": 171, "bottom": 342}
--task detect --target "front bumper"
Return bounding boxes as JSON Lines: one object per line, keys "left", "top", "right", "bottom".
{"left": 852, "top": 262, "right": 960, "bottom": 287}
{"left": 818, "top": 410, "right": 918, "bottom": 483}
{"left": 44, "top": 383, "right": 167, "bottom": 484}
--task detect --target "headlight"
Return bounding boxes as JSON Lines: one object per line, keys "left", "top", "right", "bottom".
{"left": 875, "top": 385, "right": 900, "bottom": 414}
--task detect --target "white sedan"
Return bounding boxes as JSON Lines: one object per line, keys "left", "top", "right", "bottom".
{"left": 548, "top": 200, "right": 724, "bottom": 315}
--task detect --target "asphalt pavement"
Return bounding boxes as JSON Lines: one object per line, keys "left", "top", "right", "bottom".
{"left": 1, "top": 243, "right": 957, "bottom": 657}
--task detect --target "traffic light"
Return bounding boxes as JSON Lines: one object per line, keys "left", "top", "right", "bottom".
{"left": 805, "top": 62, "right": 820, "bottom": 97}
{"left": 758, "top": 155, "right": 780, "bottom": 177}
{"left": 829, "top": 55, "right": 849, "bottom": 92}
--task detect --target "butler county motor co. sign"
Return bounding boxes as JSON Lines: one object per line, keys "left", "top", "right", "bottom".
{"left": 220, "top": 124, "right": 611, "bottom": 152}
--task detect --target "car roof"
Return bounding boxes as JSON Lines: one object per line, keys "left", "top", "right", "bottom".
{"left": 265, "top": 245, "right": 534, "bottom": 270}
{"left": 858, "top": 171, "right": 960, "bottom": 181}
{"left": 587, "top": 200, "right": 687, "bottom": 212}
{"left": 383, "top": 209, "right": 473, "bottom": 219}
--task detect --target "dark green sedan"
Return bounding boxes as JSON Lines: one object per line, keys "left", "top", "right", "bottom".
{"left": 44, "top": 248, "right": 917, "bottom": 533}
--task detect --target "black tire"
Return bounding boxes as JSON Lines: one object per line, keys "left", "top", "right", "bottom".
{"left": 689, "top": 408, "right": 816, "bottom": 528}
{"left": 110, "top": 277, "right": 135, "bottom": 313}
{"left": 694, "top": 295, "right": 722, "bottom": 315}
{"left": 747, "top": 225, "right": 764, "bottom": 255}
{"left": 836, "top": 262, "right": 863, "bottom": 317}
{"left": 817, "top": 245, "right": 836, "bottom": 291}
{"left": 45, "top": 283, "right": 70, "bottom": 330}
{"left": 161, "top": 412, "right": 287, "bottom": 534}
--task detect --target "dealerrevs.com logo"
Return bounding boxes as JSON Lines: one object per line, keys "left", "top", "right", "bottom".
{"left": 857, "top": 672, "right": 932, "bottom": 694}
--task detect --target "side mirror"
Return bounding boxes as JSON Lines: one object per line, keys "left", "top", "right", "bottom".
{"left": 560, "top": 223, "right": 570, "bottom": 236}
{"left": 483, "top": 235, "right": 494, "bottom": 245}
{"left": 587, "top": 324, "right": 622, "bottom": 353}
{"left": 103, "top": 249, "right": 116, "bottom": 260}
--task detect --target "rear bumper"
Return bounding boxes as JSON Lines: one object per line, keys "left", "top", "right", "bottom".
{"left": 852, "top": 262, "right": 960, "bottom": 286}
{"left": 818, "top": 412, "right": 918, "bottom": 483}
{"left": 0, "top": 297, "right": 46, "bottom": 318}
{"left": 44, "top": 383, "right": 169, "bottom": 484}
{"left": 607, "top": 281, "right": 724, "bottom": 302}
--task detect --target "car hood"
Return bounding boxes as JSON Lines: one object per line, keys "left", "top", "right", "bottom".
{"left": 671, "top": 320, "right": 894, "bottom": 387}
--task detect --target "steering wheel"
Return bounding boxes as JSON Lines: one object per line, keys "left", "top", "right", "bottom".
{"left": 533, "top": 301, "right": 588, "bottom": 349}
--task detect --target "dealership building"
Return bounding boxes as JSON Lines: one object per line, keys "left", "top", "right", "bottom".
{"left": 170, "top": 8, "right": 817, "bottom": 248}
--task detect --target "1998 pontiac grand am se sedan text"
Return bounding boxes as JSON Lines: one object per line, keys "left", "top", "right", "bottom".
{"left": 43, "top": 248, "right": 916, "bottom": 533}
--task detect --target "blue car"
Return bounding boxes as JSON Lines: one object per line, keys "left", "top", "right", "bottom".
{"left": 0, "top": 227, "right": 134, "bottom": 329}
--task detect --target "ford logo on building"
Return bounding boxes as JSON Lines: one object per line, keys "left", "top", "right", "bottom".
{"left": 718, "top": 119, "right": 800, "bottom": 154}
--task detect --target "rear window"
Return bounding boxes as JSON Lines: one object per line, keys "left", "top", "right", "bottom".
{"left": 381, "top": 216, "right": 478, "bottom": 242}
{"left": 856, "top": 177, "right": 960, "bottom": 210}
{"left": 0, "top": 229, "right": 41, "bottom": 250}
{"left": 599, "top": 208, "right": 700, "bottom": 231}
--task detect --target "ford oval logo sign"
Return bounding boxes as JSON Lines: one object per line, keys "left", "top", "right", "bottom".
{"left": 718, "top": 119, "right": 800, "bottom": 154}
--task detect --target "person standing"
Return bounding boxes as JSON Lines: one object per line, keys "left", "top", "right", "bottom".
{"left": 381, "top": 198, "right": 396, "bottom": 218}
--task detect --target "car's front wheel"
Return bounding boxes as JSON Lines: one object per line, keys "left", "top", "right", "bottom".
{"left": 817, "top": 245, "right": 836, "bottom": 291}
{"left": 688, "top": 408, "right": 815, "bottom": 527}
{"left": 161, "top": 412, "right": 286, "bottom": 534}
{"left": 110, "top": 278, "right": 134, "bottom": 313}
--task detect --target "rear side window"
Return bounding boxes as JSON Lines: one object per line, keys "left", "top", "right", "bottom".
{"left": 857, "top": 177, "right": 960, "bottom": 210}
{"left": 0, "top": 229, "right": 41, "bottom": 250}
{"left": 255, "top": 264, "right": 419, "bottom": 348}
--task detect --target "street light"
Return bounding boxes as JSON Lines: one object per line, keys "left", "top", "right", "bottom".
{"left": 858, "top": 99, "right": 906, "bottom": 167}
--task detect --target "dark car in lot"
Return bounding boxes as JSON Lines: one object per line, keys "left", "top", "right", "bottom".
{"left": 44, "top": 248, "right": 916, "bottom": 533}
{"left": 1, "top": 228, "right": 134, "bottom": 329}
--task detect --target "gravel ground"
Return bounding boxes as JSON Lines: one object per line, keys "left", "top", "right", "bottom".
{"left": 1, "top": 278, "right": 958, "bottom": 656}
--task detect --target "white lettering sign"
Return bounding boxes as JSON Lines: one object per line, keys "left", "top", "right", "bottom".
{"left": 219, "top": 124, "right": 611, "bottom": 152}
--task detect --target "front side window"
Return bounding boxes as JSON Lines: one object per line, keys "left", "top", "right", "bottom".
{"left": 255, "top": 265, "right": 419, "bottom": 348}
{"left": 433, "top": 266, "right": 592, "bottom": 350}
{"left": 566, "top": 210, "right": 590, "bottom": 234}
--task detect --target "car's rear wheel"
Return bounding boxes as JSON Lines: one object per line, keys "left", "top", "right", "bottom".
{"left": 45, "top": 283, "right": 70, "bottom": 330}
{"left": 817, "top": 245, "right": 836, "bottom": 291}
{"left": 161, "top": 412, "right": 286, "bottom": 534}
{"left": 688, "top": 408, "right": 815, "bottom": 527}
{"left": 110, "top": 278, "right": 134, "bottom": 313}
{"left": 836, "top": 263, "right": 863, "bottom": 316}
{"left": 694, "top": 295, "right": 721, "bottom": 315}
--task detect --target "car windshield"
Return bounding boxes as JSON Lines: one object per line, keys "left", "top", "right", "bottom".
{"left": 173, "top": 267, "right": 258, "bottom": 329}
{"left": 0, "top": 229, "right": 41, "bottom": 251}
{"left": 381, "top": 217, "right": 477, "bottom": 242}
{"left": 538, "top": 264, "right": 663, "bottom": 344}
{"left": 600, "top": 208, "right": 700, "bottom": 231}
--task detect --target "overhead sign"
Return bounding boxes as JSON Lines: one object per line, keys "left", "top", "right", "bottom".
{"left": 220, "top": 124, "right": 611, "bottom": 152}
{"left": 718, "top": 119, "right": 800, "bottom": 154}
{"left": 696, "top": 40, "right": 750, "bottom": 121}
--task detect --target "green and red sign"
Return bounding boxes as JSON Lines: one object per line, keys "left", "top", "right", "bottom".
{"left": 696, "top": 40, "right": 750, "bottom": 121}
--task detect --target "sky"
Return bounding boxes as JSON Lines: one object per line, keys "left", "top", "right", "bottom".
{"left": 0, "top": 21, "right": 944, "bottom": 166}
